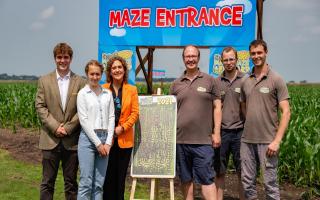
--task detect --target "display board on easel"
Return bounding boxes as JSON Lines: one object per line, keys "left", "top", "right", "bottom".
{"left": 131, "top": 95, "right": 176, "bottom": 178}
{"left": 129, "top": 95, "right": 176, "bottom": 200}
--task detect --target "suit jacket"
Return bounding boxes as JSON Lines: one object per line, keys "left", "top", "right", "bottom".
{"left": 35, "top": 71, "right": 86, "bottom": 150}
{"left": 102, "top": 83, "right": 139, "bottom": 148}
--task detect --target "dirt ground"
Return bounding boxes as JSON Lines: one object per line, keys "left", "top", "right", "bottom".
{"left": 0, "top": 128, "right": 311, "bottom": 199}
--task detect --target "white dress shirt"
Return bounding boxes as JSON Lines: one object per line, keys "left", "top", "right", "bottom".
{"left": 56, "top": 70, "right": 70, "bottom": 111}
{"left": 77, "top": 84, "right": 115, "bottom": 147}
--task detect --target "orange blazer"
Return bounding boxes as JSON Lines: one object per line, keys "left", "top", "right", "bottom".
{"left": 102, "top": 83, "right": 139, "bottom": 148}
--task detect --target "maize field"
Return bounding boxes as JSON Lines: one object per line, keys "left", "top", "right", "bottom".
{"left": 0, "top": 81, "right": 319, "bottom": 193}
{"left": 0, "top": 82, "right": 40, "bottom": 132}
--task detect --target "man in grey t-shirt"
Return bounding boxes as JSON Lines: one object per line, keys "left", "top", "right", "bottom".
{"left": 170, "top": 45, "right": 222, "bottom": 200}
{"left": 215, "top": 46, "right": 245, "bottom": 200}
{"left": 240, "top": 40, "right": 291, "bottom": 200}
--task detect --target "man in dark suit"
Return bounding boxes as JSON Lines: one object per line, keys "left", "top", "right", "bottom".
{"left": 35, "top": 42, "right": 86, "bottom": 200}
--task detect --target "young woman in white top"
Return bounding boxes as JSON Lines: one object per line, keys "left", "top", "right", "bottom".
{"left": 77, "top": 60, "right": 115, "bottom": 200}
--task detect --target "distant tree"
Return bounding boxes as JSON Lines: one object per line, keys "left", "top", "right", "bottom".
{"left": 300, "top": 80, "right": 307, "bottom": 84}
{"left": 0, "top": 74, "right": 38, "bottom": 80}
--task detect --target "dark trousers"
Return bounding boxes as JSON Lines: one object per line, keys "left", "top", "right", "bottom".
{"left": 103, "top": 139, "right": 132, "bottom": 200}
{"left": 40, "top": 142, "right": 78, "bottom": 200}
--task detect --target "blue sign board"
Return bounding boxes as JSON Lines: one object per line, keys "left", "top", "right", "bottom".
{"left": 99, "top": 0, "right": 257, "bottom": 80}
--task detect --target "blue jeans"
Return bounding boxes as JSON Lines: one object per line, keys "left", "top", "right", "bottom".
{"left": 214, "top": 129, "right": 242, "bottom": 175}
{"left": 77, "top": 130, "right": 109, "bottom": 200}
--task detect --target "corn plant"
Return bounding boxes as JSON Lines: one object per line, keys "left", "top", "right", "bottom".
{"left": 0, "top": 82, "right": 40, "bottom": 131}
{"left": 278, "top": 85, "right": 320, "bottom": 194}
{"left": 0, "top": 82, "right": 319, "bottom": 193}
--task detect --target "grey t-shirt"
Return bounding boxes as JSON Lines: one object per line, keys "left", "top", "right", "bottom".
{"left": 218, "top": 71, "right": 245, "bottom": 130}
{"left": 241, "top": 67, "right": 290, "bottom": 143}
{"left": 170, "top": 71, "right": 220, "bottom": 144}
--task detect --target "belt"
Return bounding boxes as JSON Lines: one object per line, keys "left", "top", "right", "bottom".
{"left": 221, "top": 128, "right": 243, "bottom": 133}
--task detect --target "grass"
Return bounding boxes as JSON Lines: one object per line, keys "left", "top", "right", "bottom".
{"left": 0, "top": 149, "right": 178, "bottom": 200}
{"left": 0, "top": 149, "right": 65, "bottom": 200}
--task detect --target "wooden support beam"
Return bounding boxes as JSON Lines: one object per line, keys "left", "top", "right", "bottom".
{"left": 147, "top": 48, "right": 155, "bottom": 94}
{"left": 257, "top": 0, "right": 264, "bottom": 40}
{"left": 136, "top": 47, "right": 152, "bottom": 93}
{"left": 135, "top": 55, "right": 148, "bottom": 76}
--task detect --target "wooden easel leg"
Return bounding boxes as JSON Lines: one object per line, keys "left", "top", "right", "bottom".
{"left": 169, "top": 179, "right": 174, "bottom": 200}
{"left": 155, "top": 179, "right": 159, "bottom": 200}
{"left": 150, "top": 178, "right": 156, "bottom": 200}
{"left": 130, "top": 178, "right": 137, "bottom": 200}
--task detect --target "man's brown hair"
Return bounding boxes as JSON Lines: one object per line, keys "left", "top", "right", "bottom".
{"left": 53, "top": 43, "right": 73, "bottom": 58}
{"left": 249, "top": 39, "right": 268, "bottom": 52}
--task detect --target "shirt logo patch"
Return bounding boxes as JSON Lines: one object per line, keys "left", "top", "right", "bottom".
{"left": 197, "top": 87, "right": 207, "bottom": 92}
{"left": 259, "top": 87, "right": 270, "bottom": 94}
{"left": 234, "top": 88, "right": 241, "bottom": 93}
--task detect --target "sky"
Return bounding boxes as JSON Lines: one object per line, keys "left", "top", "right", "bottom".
{"left": 0, "top": 0, "right": 319, "bottom": 82}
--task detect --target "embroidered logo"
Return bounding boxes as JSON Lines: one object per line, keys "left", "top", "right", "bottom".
{"left": 197, "top": 87, "right": 207, "bottom": 92}
{"left": 259, "top": 87, "right": 270, "bottom": 94}
{"left": 234, "top": 88, "right": 241, "bottom": 93}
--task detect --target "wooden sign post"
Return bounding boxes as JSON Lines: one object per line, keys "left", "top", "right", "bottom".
{"left": 130, "top": 95, "right": 177, "bottom": 200}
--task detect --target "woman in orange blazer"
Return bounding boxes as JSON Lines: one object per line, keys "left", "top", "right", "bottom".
{"left": 102, "top": 55, "right": 139, "bottom": 200}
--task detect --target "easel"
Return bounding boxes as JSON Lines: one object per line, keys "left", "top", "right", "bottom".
{"left": 129, "top": 177, "right": 174, "bottom": 200}
{"left": 130, "top": 95, "right": 177, "bottom": 200}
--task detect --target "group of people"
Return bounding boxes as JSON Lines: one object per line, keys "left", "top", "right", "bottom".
{"left": 35, "top": 42, "right": 139, "bottom": 200}
{"left": 35, "top": 39, "right": 290, "bottom": 200}
{"left": 170, "top": 40, "right": 290, "bottom": 200}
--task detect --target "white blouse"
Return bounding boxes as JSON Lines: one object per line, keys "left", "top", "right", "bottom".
{"left": 77, "top": 84, "right": 115, "bottom": 147}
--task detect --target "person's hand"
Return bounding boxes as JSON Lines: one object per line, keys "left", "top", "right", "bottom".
{"left": 60, "top": 127, "right": 67, "bottom": 136}
{"left": 104, "top": 144, "right": 111, "bottom": 155}
{"left": 55, "top": 124, "right": 67, "bottom": 137}
{"left": 267, "top": 140, "right": 280, "bottom": 157}
{"left": 212, "top": 133, "right": 221, "bottom": 148}
{"left": 114, "top": 126, "right": 124, "bottom": 136}
{"left": 97, "top": 144, "right": 107, "bottom": 157}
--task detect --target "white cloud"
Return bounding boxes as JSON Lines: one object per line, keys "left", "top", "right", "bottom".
{"left": 29, "top": 21, "right": 45, "bottom": 31}
{"left": 110, "top": 28, "right": 126, "bottom": 37}
{"left": 29, "top": 6, "right": 55, "bottom": 31}
{"left": 216, "top": 0, "right": 252, "bottom": 15}
{"left": 40, "top": 6, "right": 55, "bottom": 20}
